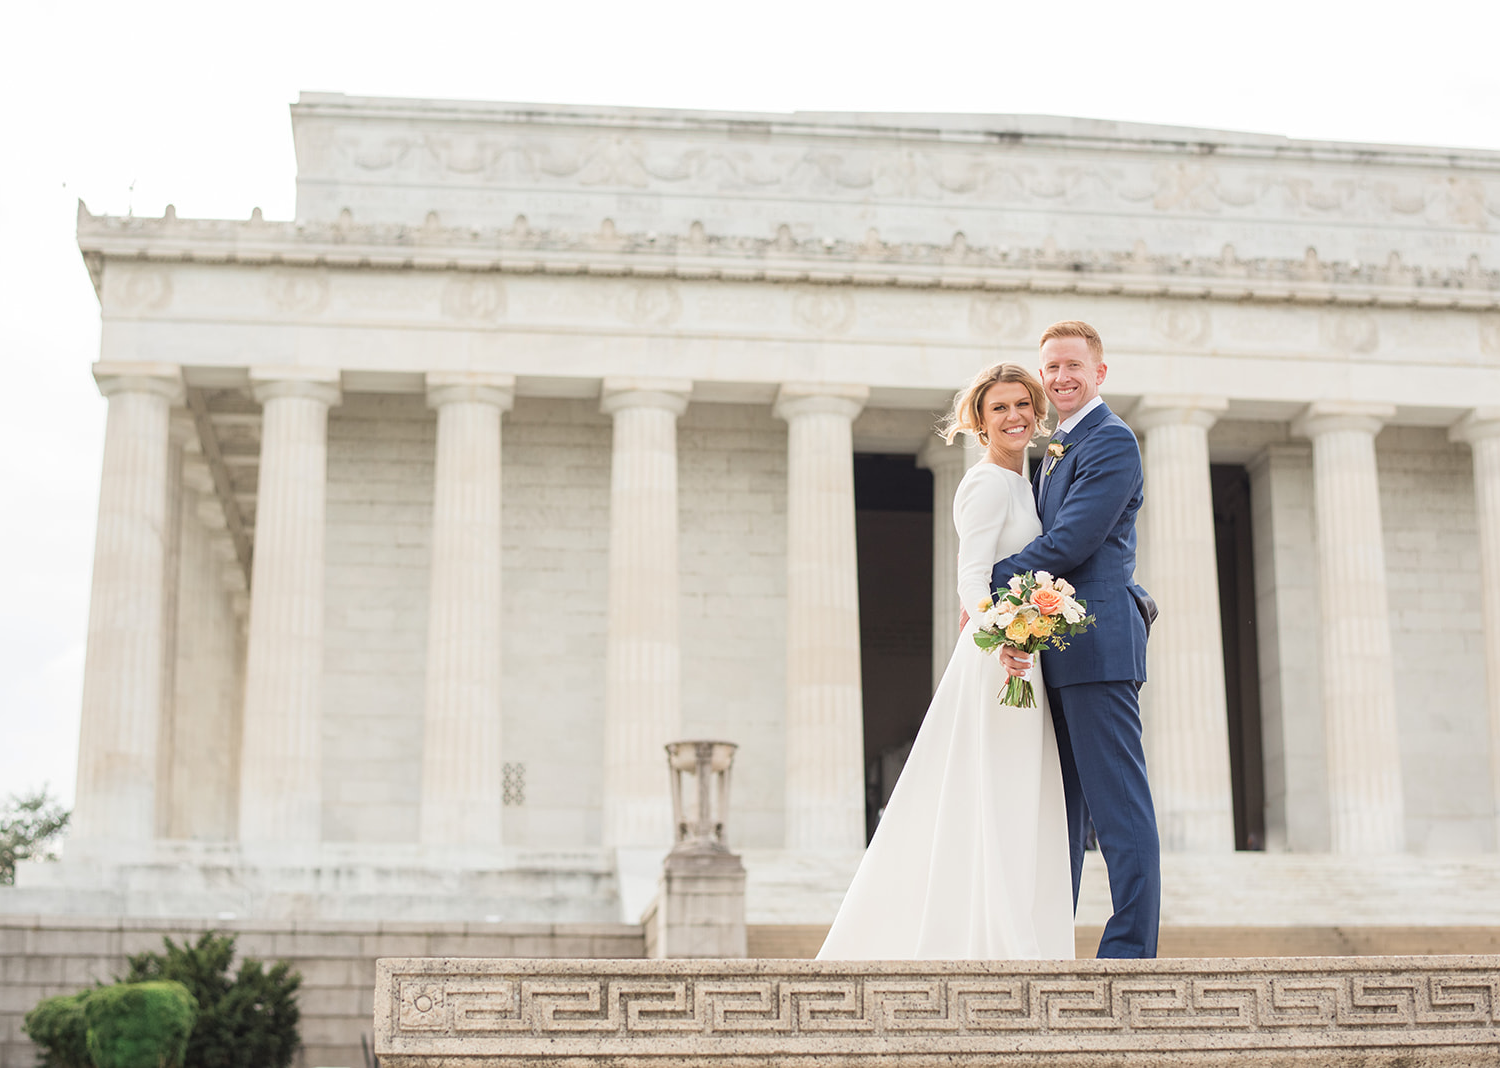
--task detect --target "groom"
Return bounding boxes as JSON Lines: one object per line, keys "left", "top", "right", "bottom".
{"left": 992, "top": 320, "right": 1161, "bottom": 959}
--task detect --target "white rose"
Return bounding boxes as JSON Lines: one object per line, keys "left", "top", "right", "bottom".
{"left": 1056, "top": 578, "right": 1075, "bottom": 597}
{"left": 1007, "top": 575, "right": 1025, "bottom": 594}
{"left": 1061, "top": 602, "right": 1084, "bottom": 624}
{"left": 1035, "top": 571, "right": 1054, "bottom": 587}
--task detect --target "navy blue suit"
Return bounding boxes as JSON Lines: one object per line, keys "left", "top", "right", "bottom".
{"left": 990, "top": 401, "right": 1161, "bottom": 958}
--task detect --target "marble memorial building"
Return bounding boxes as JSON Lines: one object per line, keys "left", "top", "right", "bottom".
{"left": 10, "top": 93, "right": 1500, "bottom": 938}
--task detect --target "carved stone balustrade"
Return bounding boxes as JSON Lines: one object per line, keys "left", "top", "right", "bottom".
{"left": 375, "top": 956, "right": 1500, "bottom": 1067}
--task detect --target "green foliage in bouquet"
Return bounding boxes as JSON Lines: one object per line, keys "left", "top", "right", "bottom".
{"left": 82, "top": 982, "right": 197, "bottom": 1068}
{"left": 22, "top": 991, "right": 92, "bottom": 1068}
{"left": 122, "top": 933, "right": 301, "bottom": 1068}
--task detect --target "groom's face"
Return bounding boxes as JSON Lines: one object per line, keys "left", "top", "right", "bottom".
{"left": 1039, "top": 337, "right": 1107, "bottom": 419}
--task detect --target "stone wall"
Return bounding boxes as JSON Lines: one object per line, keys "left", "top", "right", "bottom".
{"left": 677, "top": 403, "right": 788, "bottom": 849}
{"left": 1377, "top": 426, "right": 1491, "bottom": 853}
{"left": 323, "top": 394, "right": 435, "bottom": 845}
{"left": 498, "top": 397, "right": 613, "bottom": 848}
{"left": 0, "top": 916, "right": 642, "bottom": 1068}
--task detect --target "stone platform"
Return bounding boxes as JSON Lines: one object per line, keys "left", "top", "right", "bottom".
{"left": 374, "top": 956, "right": 1500, "bottom": 1067}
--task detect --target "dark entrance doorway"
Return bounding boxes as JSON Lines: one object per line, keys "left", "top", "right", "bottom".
{"left": 854, "top": 453, "right": 933, "bottom": 843}
{"left": 1211, "top": 464, "right": 1266, "bottom": 851}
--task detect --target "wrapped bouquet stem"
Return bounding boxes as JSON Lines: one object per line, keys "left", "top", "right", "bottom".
{"left": 972, "top": 571, "right": 1097, "bottom": 707}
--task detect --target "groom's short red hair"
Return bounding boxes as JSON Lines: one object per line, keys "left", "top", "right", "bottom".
{"left": 1039, "top": 320, "right": 1104, "bottom": 361}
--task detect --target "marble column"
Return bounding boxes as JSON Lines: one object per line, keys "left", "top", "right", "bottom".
{"left": 1133, "top": 396, "right": 1236, "bottom": 853}
{"left": 775, "top": 383, "right": 869, "bottom": 852}
{"left": 1450, "top": 408, "right": 1500, "bottom": 849}
{"left": 238, "top": 368, "right": 341, "bottom": 850}
{"left": 1293, "top": 401, "right": 1404, "bottom": 854}
{"left": 917, "top": 435, "right": 977, "bottom": 691}
{"left": 153, "top": 417, "right": 190, "bottom": 838}
{"left": 600, "top": 377, "right": 693, "bottom": 848}
{"left": 72, "top": 363, "right": 183, "bottom": 851}
{"left": 420, "top": 372, "right": 515, "bottom": 850}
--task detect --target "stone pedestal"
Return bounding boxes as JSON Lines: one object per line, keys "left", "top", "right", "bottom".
{"left": 600, "top": 378, "right": 693, "bottom": 848}
{"left": 239, "top": 368, "right": 341, "bottom": 851}
{"left": 642, "top": 851, "right": 748, "bottom": 959}
{"left": 644, "top": 741, "right": 747, "bottom": 958}
{"left": 1134, "top": 397, "right": 1235, "bottom": 852}
{"left": 420, "top": 373, "right": 516, "bottom": 850}
{"left": 1293, "top": 402, "right": 1404, "bottom": 854}
{"left": 71, "top": 363, "right": 184, "bottom": 854}
{"left": 775, "top": 384, "right": 869, "bottom": 852}
{"left": 917, "top": 436, "right": 977, "bottom": 690}
{"left": 1450, "top": 408, "right": 1500, "bottom": 850}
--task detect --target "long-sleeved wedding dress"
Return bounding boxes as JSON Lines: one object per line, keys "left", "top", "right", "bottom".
{"left": 817, "top": 461, "right": 1075, "bottom": 960}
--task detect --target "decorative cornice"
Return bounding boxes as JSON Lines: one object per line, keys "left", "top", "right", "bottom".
{"left": 77, "top": 203, "right": 1500, "bottom": 311}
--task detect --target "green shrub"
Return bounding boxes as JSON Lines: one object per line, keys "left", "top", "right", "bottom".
{"left": 82, "top": 982, "right": 196, "bottom": 1068}
{"left": 122, "top": 933, "right": 301, "bottom": 1068}
{"left": 22, "top": 991, "right": 91, "bottom": 1068}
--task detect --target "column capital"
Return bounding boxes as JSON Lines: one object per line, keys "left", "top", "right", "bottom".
{"left": 773, "top": 383, "right": 869, "bottom": 423}
{"left": 1292, "top": 401, "right": 1396, "bottom": 441}
{"left": 1130, "top": 395, "right": 1230, "bottom": 433}
{"left": 92, "top": 362, "right": 184, "bottom": 402}
{"left": 600, "top": 377, "right": 692, "bottom": 417}
{"left": 426, "top": 371, "right": 516, "bottom": 411}
{"left": 250, "top": 367, "right": 342, "bottom": 407}
{"left": 917, "top": 433, "right": 975, "bottom": 471}
{"left": 1449, "top": 408, "right": 1500, "bottom": 445}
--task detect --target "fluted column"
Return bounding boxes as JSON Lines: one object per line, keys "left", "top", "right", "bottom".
{"left": 1450, "top": 408, "right": 1500, "bottom": 850}
{"left": 776, "top": 383, "right": 869, "bottom": 851}
{"left": 1293, "top": 401, "right": 1404, "bottom": 853}
{"left": 72, "top": 363, "right": 184, "bottom": 852}
{"left": 1133, "top": 396, "right": 1236, "bottom": 853}
{"left": 917, "top": 435, "right": 978, "bottom": 690}
{"left": 420, "top": 372, "right": 515, "bottom": 850}
{"left": 600, "top": 377, "right": 693, "bottom": 847}
{"left": 238, "top": 368, "right": 341, "bottom": 850}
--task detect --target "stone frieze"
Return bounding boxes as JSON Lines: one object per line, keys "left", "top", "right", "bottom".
{"left": 374, "top": 956, "right": 1500, "bottom": 1066}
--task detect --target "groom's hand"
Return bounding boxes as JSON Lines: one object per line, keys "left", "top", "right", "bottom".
{"left": 1000, "top": 646, "right": 1032, "bottom": 678}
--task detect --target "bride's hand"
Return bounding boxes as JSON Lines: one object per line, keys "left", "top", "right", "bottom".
{"left": 999, "top": 645, "right": 1032, "bottom": 678}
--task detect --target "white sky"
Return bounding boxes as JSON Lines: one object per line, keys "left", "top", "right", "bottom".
{"left": 2, "top": 0, "right": 1497, "bottom": 810}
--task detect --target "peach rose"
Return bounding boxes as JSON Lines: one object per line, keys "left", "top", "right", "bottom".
{"left": 1031, "top": 588, "right": 1065, "bottom": 616}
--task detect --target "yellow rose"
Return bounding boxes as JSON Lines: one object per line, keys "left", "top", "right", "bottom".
{"left": 1005, "top": 617, "right": 1030, "bottom": 642}
{"left": 1028, "top": 615, "right": 1054, "bottom": 638}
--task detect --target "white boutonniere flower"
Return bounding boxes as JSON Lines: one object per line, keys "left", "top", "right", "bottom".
{"left": 1047, "top": 441, "right": 1068, "bottom": 461}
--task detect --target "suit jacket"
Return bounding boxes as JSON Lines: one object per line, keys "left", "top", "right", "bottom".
{"left": 990, "top": 401, "right": 1150, "bottom": 686}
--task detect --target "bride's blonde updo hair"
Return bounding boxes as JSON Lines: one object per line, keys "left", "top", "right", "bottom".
{"left": 938, "top": 362, "right": 1051, "bottom": 446}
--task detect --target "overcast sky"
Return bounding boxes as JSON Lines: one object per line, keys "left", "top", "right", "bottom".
{"left": 2, "top": 0, "right": 1497, "bottom": 812}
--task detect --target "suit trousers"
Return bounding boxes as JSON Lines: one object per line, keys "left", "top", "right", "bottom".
{"left": 1047, "top": 678, "right": 1161, "bottom": 958}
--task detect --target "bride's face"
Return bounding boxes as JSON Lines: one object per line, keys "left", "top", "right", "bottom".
{"left": 980, "top": 380, "right": 1036, "bottom": 460}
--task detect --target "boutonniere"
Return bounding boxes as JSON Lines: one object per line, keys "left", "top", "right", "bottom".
{"left": 1046, "top": 441, "right": 1070, "bottom": 461}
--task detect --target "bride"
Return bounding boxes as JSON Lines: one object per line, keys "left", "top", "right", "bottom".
{"left": 817, "top": 362, "right": 1074, "bottom": 960}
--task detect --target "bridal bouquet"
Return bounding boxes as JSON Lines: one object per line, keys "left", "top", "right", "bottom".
{"left": 972, "top": 571, "right": 1096, "bottom": 708}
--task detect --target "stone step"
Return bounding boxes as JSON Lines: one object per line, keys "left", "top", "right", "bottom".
{"left": 374, "top": 956, "right": 1500, "bottom": 1067}
{"left": 746, "top": 924, "right": 1500, "bottom": 960}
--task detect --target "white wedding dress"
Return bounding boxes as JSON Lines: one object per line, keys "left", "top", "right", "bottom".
{"left": 817, "top": 462, "right": 1075, "bottom": 960}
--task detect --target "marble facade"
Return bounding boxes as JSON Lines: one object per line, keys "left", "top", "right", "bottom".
{"left": 12, "top": 94, "right": 1500, "bottom": 928}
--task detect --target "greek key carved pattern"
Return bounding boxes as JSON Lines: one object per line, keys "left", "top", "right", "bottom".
{"left": 391, "top": 969, "right": 1498, "bottom": 1040}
